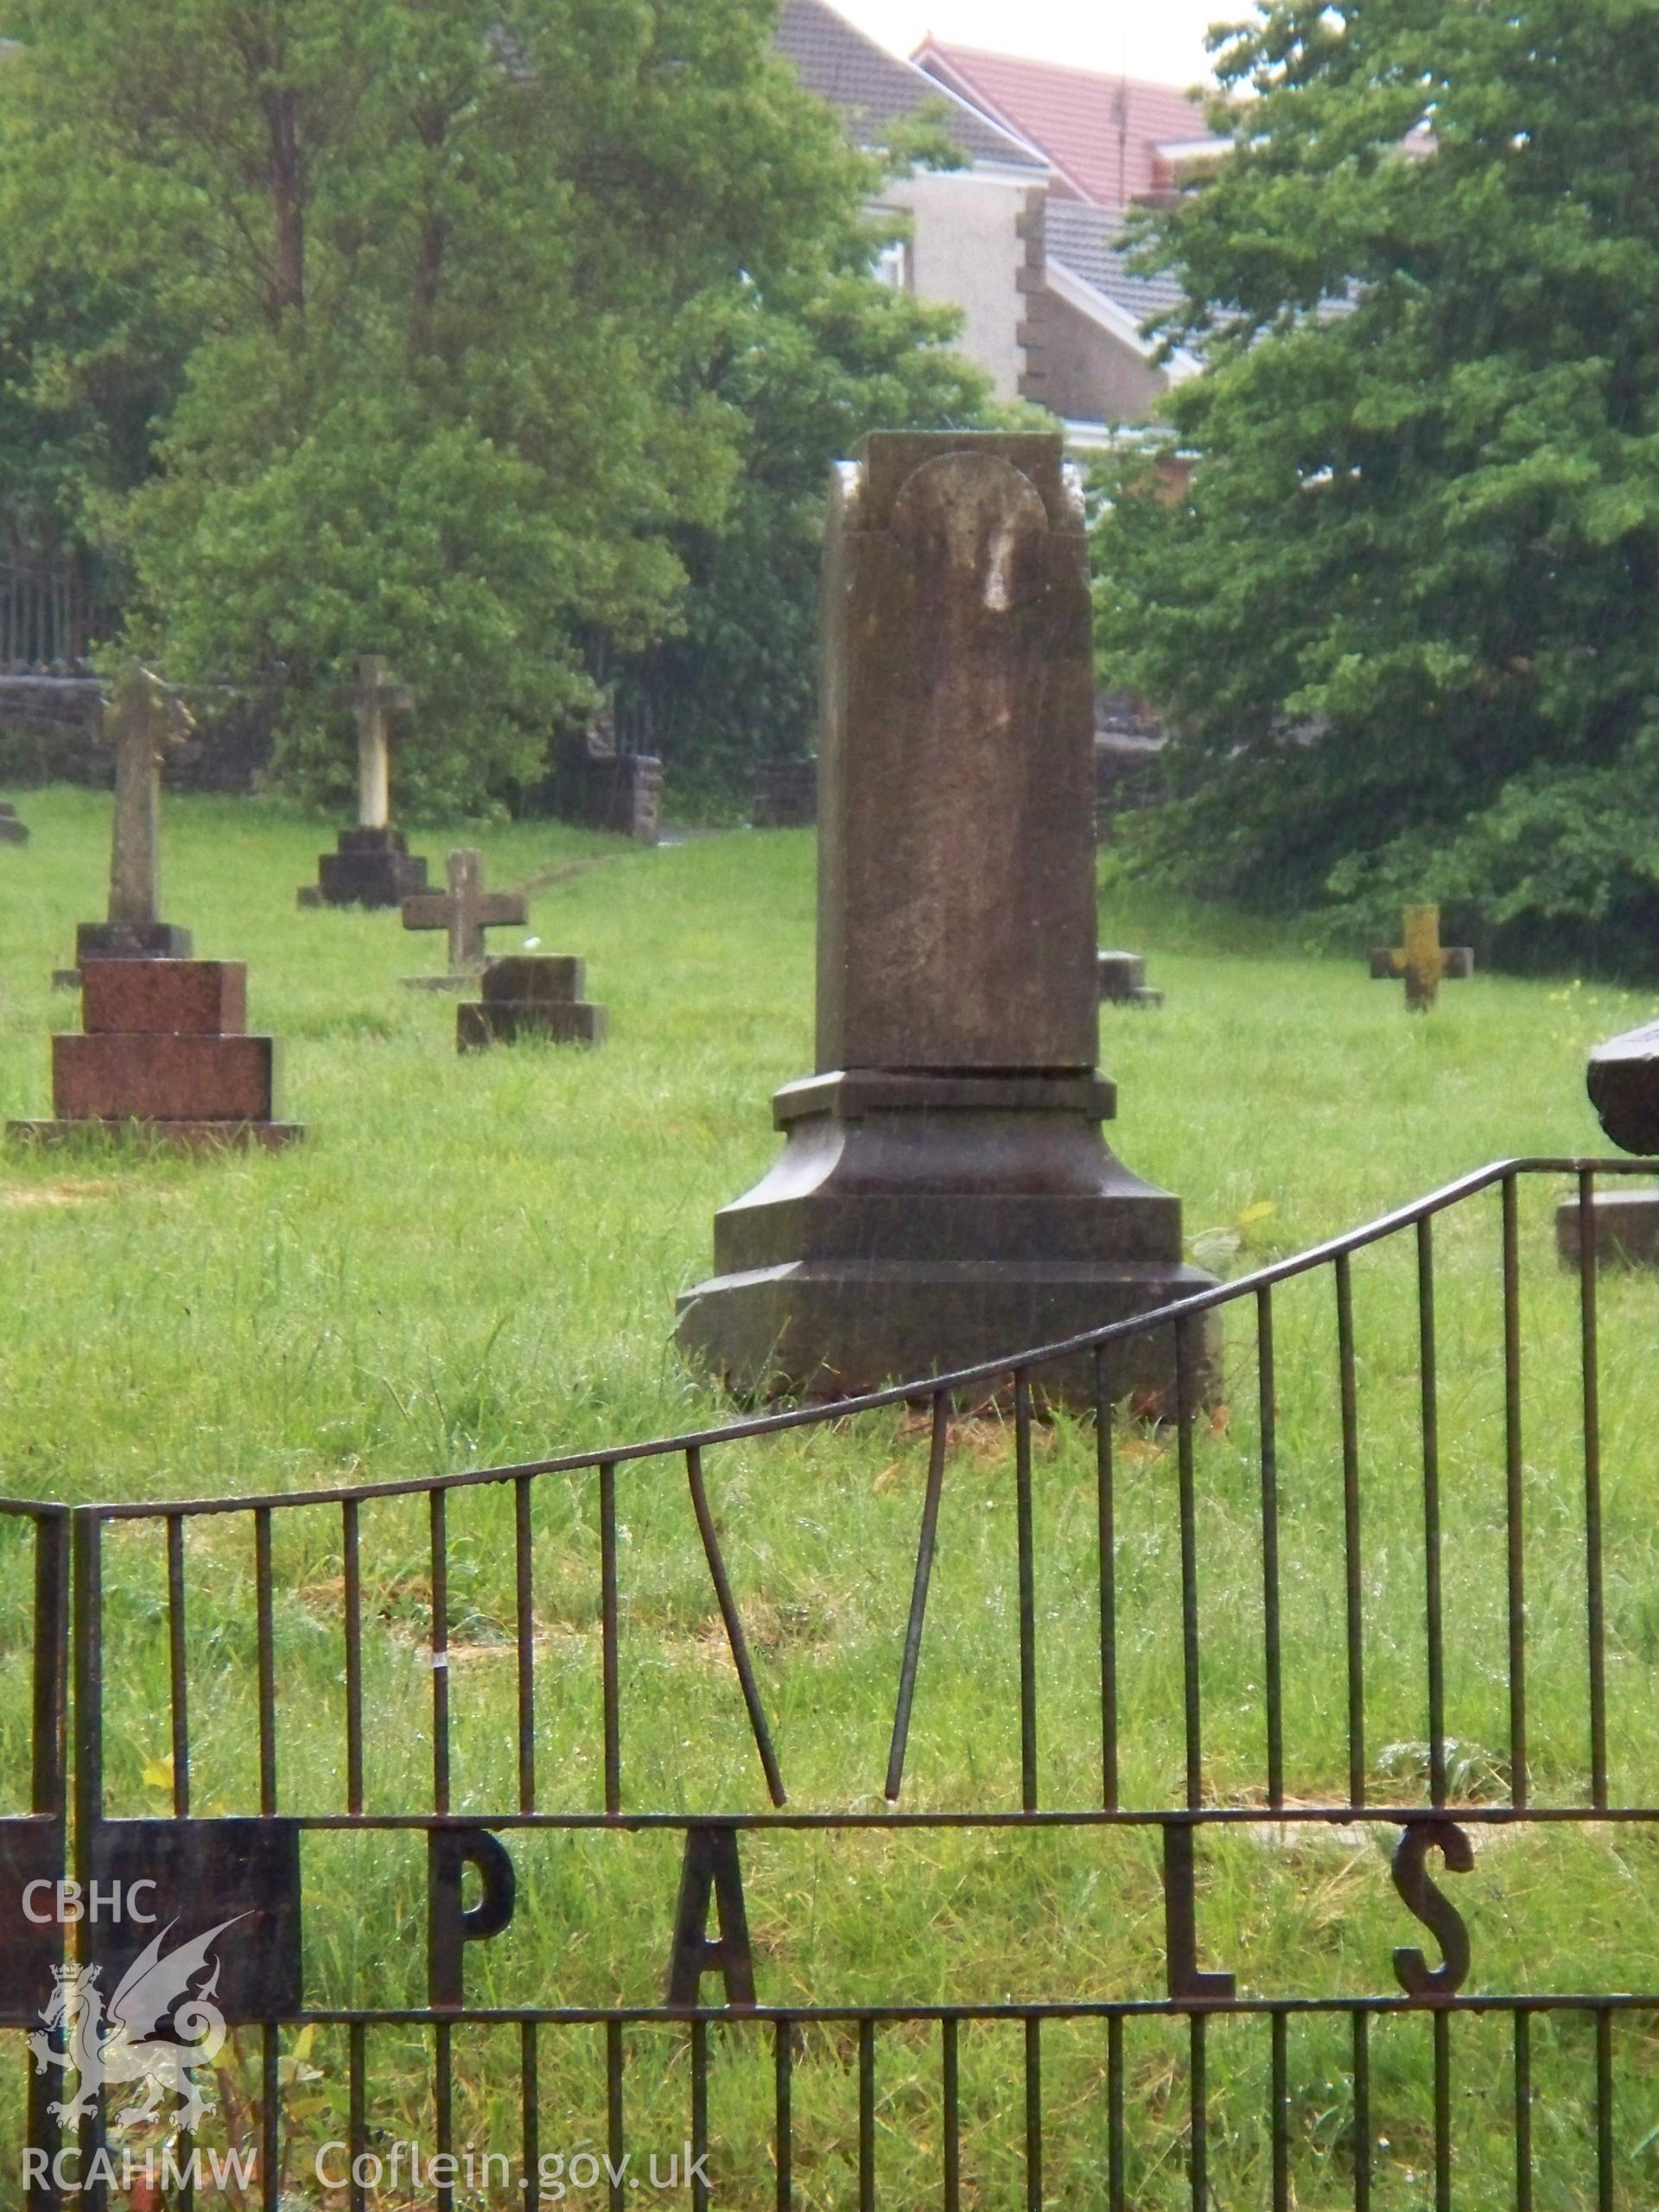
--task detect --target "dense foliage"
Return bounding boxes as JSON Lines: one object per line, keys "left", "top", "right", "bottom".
{"left": 1094, "top": 0, "right": 1659, "bottom": 960}
{"left": 0, "top": 2, "right": 988, "bottom": 810}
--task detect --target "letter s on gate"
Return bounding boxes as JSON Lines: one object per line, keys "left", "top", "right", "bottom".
{"left": 1391, "top": 1820, "right": 1474, "bottom": 1999}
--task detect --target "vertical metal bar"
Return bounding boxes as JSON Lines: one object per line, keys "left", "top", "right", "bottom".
{"left": 942, "top": 2018, "right": 960, "bottom": 2212}
{"left": 607, "top": 2020, "right": 626, "bottom": 2212}
{"left": 255, "top": 1506, "right": 276, "bottom": 1815}
{"left": 1025, "top": 2017, "right": 1042, "bottom": 2212}
{"left": 1337, "top": 1256, "right": 1365, "bottom": 1808}
{"left": 1188, "top": 2012, "right": 1207, "bottom": 2212}
{"left": 261, "top": 2022, "right": 280, "bottom": 2212}
{"left": 435, "top": 2019, "right": 454, "bottom": 2212}
{"left": 1175, "top": 1317, "right": 1204, "bottom": 1808}
{"left": 516, "top": 1475, "right": 537, "bottom": 1813}
{"left": 1512, "top": 2010, "right": 1531, "bottom": 2212}
{"left": 1578, "top": 1169, "right": 1608, "bottom": 1808}
{"left": 1418, "top": 1218, "right": 1446, "bottom": 1808}
{"left": 859, "top": 2017, "right": 876, "bottom": 2212}
{"left": 1014, "top": 1370, "right": 1039, "bottom": 1812}
{"left": 685, "top": 1447, "right": 786, "bottom": 1806}
{"left": 520, "top": 2023, "right": 539, "bottom": 2212}
{"left": 1270, "top": 2011, "right": 1288, "bottom": 2212}
{"left": 774, "top": 2020, "right": 793, "bottom": 2212}
{"left": 1502, "top": 1175, "right": 1528, "bottom": 1808}
{"left": 1257, "top": 1287, "right": 1284, "bottom": 1809}
{"left": 1107, "top": 2013, "right": 1125, "bottom": 2212}
{"left": 343, "top": 1497, "right": 364, "bottom": 1816}
{"left": 1351, "top": 2009, "right": 1370, "bottom": 2212}
{"left": 29, "top": 1514, "right": 68, "bottom": 2212}
{"left": 885, "top": 1394, "right": 949, "bottom": 1802}
{"left": 690, "top": 2019, "right": 710, "bottom": 2212}
{"left": 166, "top": 1514, "right": 190, "bottom": 1815}
{"left": 1595, "top": 2008, "right": 1613, "bottom": 2212}
{"left": 1432, "top": 2009, "right": 1451, "bottom": 2212}
{"left": 72, "top": 1513, "right": 106, "bottom": 2212}
{"left": 348, "top": 2020, "right": 367, "bottom": 2212}
{"left": 1096, "top": 1346, "right": 1119, "bottom": 1810}
{"left": 601, "top": 1461, "right": 621, "bottom": 1814}
{"left": 31, "top": 1514, "right": 68, "bottom": 1816}
{"left": 431, "top": 1486, "right": 450, "bottom": 1815}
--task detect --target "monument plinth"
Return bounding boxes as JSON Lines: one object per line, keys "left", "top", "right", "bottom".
{"left": 10, "top": 959, "right": 302, "bottom": 1151}
{"left": 677, "top": 432, "right": 1213, "bottom": 1403}
{"left": 1556, "top": 1015, "right": 1659, "bottom": 1267}
{"left": 457, "top": 957, "right": 607, "bottom": 1050}
{"left": 299, "top": 656, "right": 430, "bottom": 908}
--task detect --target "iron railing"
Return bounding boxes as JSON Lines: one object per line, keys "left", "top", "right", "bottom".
{"left": 3, "top": 1155, "right": 1658, "bottom": 2208}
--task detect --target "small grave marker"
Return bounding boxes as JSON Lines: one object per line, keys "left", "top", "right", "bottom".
{"left": 298, "top": 654, "right": 430, "bottom": 908}
{"left": 0, "top": 802, "right": 29, "bottom": 846}
{"left": 1098, "top": 950, "right": 1162, "bottom": 1007}
{"left": 457, "top": 957, "right": 607, "bottom": 1050}
{"left": 56, "top": 667, "right": 195, "bottom": 986}
{"left": 402, "top": 850, "right": 527, "bottom": 988}
{"left": 1369, "top": 905, "right": 1473, "bottom": 1011}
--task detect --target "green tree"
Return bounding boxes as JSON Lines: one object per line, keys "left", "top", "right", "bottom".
{"left": 0, "top": 0, "right": 976, "bottom": 809}
{"left": 1094, "top": 0, "right": 1659, "bottom": 959}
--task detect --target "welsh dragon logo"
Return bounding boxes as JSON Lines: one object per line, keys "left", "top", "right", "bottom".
{"left": 28, "top": 1919, "right": 241, "bottom": 2130}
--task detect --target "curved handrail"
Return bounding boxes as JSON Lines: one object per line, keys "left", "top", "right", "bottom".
{"left": 18, "top": 1154, "right": 1652, "bottom": 1522}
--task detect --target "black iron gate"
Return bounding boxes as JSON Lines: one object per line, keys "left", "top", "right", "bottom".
{"left": 7, "top": 1157, "right": 1659, "bottom": 2208}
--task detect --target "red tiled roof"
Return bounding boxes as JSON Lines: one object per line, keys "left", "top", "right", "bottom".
{"left": 913, "top": 41, "right": 1220, "bottom": 210}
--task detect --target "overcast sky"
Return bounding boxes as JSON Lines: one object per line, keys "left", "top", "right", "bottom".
{"left": 828, "top": 0, "right": 1238, "bottom": 87}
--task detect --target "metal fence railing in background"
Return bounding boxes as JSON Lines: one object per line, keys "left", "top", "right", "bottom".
{"left": 0, "top": 561, "right": 90, "bottom": 671}
{"left": 4, "top": 1155, "right": 1659, "bottom": 2209}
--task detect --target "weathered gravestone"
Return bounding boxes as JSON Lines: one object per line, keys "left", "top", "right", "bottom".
{"left": 1369, "top": 905, "right": 1473, "bottom": 1011}
{"left": 55, "top": 666, "right": 195, "bottom": 987}
{"left": 1098, "top": 950, "right": 1162, "bottom": 1007}
{"left": 0, "top": 802, "right": 28, "bottom": 846}
{"left": 752, "top": 758, "right": 817, "bottom": 830}
{"left": 10, "top": 959, "right": 302, "bottom": 1151}
{"left": 1555, "top": 1014, "right": 1659, "bottom": 1266}
{"left": 676, "top": 431, "right": 1214, "bottom": 1403}
{"left": 401, "top": 849, "right": 527, "bottom": 989}
{"left": 298, "top": 655, "right": 430, "bottom": 908}
{"left": 458, "top": 957, "right": 607, "bottom": 1050}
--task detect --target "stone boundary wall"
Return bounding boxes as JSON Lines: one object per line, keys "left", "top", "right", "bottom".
{"left": 0, "top": 675, "right": 275, "bottom": 792}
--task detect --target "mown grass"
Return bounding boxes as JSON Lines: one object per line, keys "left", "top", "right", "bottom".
{"left": 0, "top": 789, "right": 1656, "bottom": 2207}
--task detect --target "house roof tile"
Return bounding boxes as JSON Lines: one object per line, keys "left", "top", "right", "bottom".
{"left": 1043, "top": 200, "right": 1190, "bottom": 327}
{"left": 775, "top": 0, "right": 1048, "bottom": 173}
{"left": 914, "top": 41, "right": 1222, "bottom": 209}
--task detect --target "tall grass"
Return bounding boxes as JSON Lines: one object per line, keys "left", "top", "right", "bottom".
{"left": 0, "top": 791, "right": 1654, "bottom": 2207}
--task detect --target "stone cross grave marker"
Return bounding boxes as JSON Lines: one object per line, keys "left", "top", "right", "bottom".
{"left": 402, "top": 849, "right": 527, "bottom": 987}
{"left": 57, "top": 667, "right": 195, "bottom": 982}
{"left": 350, "top": 653, "right": 412, "bottom": 831}
{"left": 1369, "top": 905, "right": 1473, "bottom": 1011}
{"left": 108, "top": 666, "right": 194, "bottom": 933}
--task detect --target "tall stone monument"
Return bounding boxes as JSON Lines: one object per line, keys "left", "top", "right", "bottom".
{"left": 56, "top": 667, "right": 195, "bottom": 986}
{"left": 298, "top": 655, "right": 430, "bottom": 907}
{"left": 676, "top": 431, "right": 1212, "bottom": 1402}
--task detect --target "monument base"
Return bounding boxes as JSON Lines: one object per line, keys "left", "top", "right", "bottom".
{"left": 457, "top": 957, "right": 606, "bottom": 1051}
{"left": 1555, "top": 1187, "right": 1659, "bottom": 1269}
{"left": 301, "top": 827, "right": 429, "bottom": 909}
{"left": 676, "top": 1070, "right": 1216, "bottom": 1407}
{"left": 1097, "top": 951, "right": 1163, "bottom": 1008}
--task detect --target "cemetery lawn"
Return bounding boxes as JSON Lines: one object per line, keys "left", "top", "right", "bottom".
{"left": 2, "top": 788, "right": 1656, "bottom": 2207}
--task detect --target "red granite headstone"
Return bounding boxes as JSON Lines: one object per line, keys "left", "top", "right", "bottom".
{"left": 10, "top": 960, "right": 302, "bottom": 1151}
